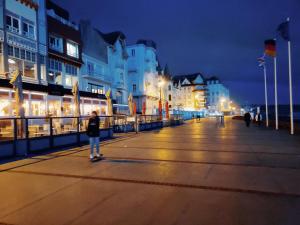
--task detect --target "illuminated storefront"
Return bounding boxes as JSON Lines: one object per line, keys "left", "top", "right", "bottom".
{"left": 0, "top": 81, "right": 108, "bottom": 118}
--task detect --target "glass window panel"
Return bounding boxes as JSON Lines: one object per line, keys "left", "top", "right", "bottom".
{"left": 26, "top": 51, "right": 31, "bottom": 61}
{"left": 21, "top": 49, "right": 26, "bottom": 59}
{"left": 24, "top": 61, "right": 35, "bottom": 78}
{"left": 14, "top": 47, "right": 20, "bottom": 58}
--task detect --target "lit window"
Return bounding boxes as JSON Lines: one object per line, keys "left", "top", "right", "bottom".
{"left": 66, "top": 41, "right": 79, "bottom": 58}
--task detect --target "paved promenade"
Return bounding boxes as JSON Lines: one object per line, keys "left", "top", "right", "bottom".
{"left": 0, "top": 117, "right": 300, "bottom": 225}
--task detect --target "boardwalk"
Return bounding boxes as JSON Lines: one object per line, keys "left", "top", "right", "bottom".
{"left": 0, "top": 118, "right": 300, "bottom": 225}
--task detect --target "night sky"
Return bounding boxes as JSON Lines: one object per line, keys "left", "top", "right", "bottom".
{"left": 54, "top": 0, "right": 300, "bottom": 105}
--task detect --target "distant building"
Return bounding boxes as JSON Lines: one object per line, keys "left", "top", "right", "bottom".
{"left": 126, "top": 40, "right": 160, "bottom": 114}
{"left": 206, "top": 76, "right": 230, "bottom": 112}
{"left": 170, "top": 73, "right": 207, "bottom": 112}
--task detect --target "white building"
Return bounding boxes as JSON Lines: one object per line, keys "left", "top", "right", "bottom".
{"left": 206, "top": 76, "right": 230, "bottom": 113}
{"left": 104, "top": 32, "right": 129, "bottom": 109}
{"left": 127, "top": 40, "right": 160, "bottom": 114}
{"left": 169, "top": 73, "right": 207, "bottom": 116}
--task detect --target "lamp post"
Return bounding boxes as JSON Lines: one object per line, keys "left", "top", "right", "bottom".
{"left": 158, "top": 78, "right": 165, "bottom": 120}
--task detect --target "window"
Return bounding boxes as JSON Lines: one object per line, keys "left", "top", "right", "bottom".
{"left": 14, "top": 47, "right": 20, "bottom": 58}
{"left": 49, "top": 35, "right": 63, "bottom": 52}
{"left": 87, "top": 62, "right": 94, "bottom": 76}
{"left": 169, "top": 94, "right": 172, "bottom": 101}
{"left": 65, "top": 75, "right": 77, "bottom": 87}
{"left": 66, "top": 41, "right": 79, "bottom": 58}
{"left": 65, "top": 64, "right": 78, "bottom": 87}
{"left": 7, "top": 45, "right": 36, "bottom": 63}
{"left": 88, "top": 83, "right": 104, "bottom": 94}
{"left": 21, "top": 49, "right": 26, "bottom": 59}
{"left": 8, "top": 45, "right": 13, "bottom": 56}
{"left": 48, "top": 58, "right": 63, "bottom": 85}
{"left": 23, "top": 22, "right": 35, "bottom": 39}
{"left": 168, "top": 85, "right": 171, "bottom": 91}
{"left": 26, "top": 51, "right": 31, "bottom": 61}
{"left": 24, "top": 61, "right": 35, "bottom": 78}
{"left": 6, "top": 15, "right": 19, "bottom": 33}
{"left": 65, "top": 64, "right": 77, "bottom": 75}
{"left": 132, "top": 49, "right": 135, "bottom": 56}
{"left": 133, "top": 84, "right": 137, "bottom": 93}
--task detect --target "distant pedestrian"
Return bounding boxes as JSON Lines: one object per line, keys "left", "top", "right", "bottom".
{"left": 87, "top": 111, "right": 101, "bottom": 160}
{"left": 255, "top": 113, "right": 262, "bottom": 126}
{"left": 244, "top": 112, "right": 251, "bottom": 127}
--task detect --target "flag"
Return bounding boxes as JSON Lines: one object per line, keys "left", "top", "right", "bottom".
{"left": 257, "top": 55, "right": 265, "bottom": 67}
{"left": 264, "top": 39, "right": 276, "bottom": 57}
{"left": 277, "top": 20, "right": 290, "bottom": 41}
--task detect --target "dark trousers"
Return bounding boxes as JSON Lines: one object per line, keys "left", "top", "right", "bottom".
{"left": 245, "top": 121, "right": 250, "bottom": 127}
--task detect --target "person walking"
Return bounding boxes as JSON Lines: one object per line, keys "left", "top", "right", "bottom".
{"left": 244, "top": 112, "right": 251, "bottom": 127}
{"left": 255, "top": 112, "right": 262, "bottom": 126}
{"left": 87, "top": 111, "right": 101, "bottom": 160}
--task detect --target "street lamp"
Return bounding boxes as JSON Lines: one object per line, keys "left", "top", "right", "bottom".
{"left": 158, "top": 78, "right": 165, "bottom": 120}
{"left": 158, "top": 79, "right": 165, "bottom": 100}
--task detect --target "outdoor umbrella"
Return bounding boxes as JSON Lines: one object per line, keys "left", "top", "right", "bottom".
{"left": 10, "top": 69, "right": 24, "bottom": 117}
{"left": 128, "top": 93, "right": 134, "bottom": 116}
{"left": 165, "top": 101, "right": 169, "bottom": 119}
{"left": 72, "top": 81, "right": 80, "bottom": 129}
{"left": 10, "top": 69, "right": 25, "bottom": 137}
{"left": 105, "top": 89, "right": 113, "bottom": 127}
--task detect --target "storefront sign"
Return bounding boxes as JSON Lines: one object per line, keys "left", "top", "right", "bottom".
{"left": 7, "top": 33, "right": 37, "bottom": 51}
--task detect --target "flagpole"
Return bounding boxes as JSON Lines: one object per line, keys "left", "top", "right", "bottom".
{"left": 286, "top": 18, "right": 294, "bottom": 135}
{"left": 263, "top": 65, "right": 269, "bottom": 127}
{"left": 288, "top": 39, "right": 294, "bottom": 135}
{"left": 273, "top": 55, "right": 279, "bottom": 130}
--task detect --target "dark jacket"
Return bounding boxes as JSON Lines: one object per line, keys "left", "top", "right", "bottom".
{"left": 244, "top": 112, "right": 251, "bottom": 122}
{"left": 87, "top": 117, "right": 100, "bottom": 137}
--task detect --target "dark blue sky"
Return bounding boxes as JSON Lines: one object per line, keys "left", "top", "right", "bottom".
{"left": 54, "top": 0, "right": 300, "bottom": 105}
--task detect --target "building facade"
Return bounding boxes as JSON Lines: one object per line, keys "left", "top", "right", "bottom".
{"left": 103, "top": 31, "right": 129, "bottom": 113}
{"left": 0, "top": 0, "right": 48, "bottom": 117}
{"left": 206, "top": 76, "right": 230, "bottom": 113}
{"left": 169, "top": 73, "right": 207, "bottom": 113}
{"left": 127, "top": 40, "right": 160, "bottom": 114}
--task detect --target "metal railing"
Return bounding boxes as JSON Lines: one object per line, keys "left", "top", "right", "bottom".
{"left": 0, "top": 116, "right": 113, "bottom": 142}
{"left": 0, "top": 114, "right": 184, "bottom": 142}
